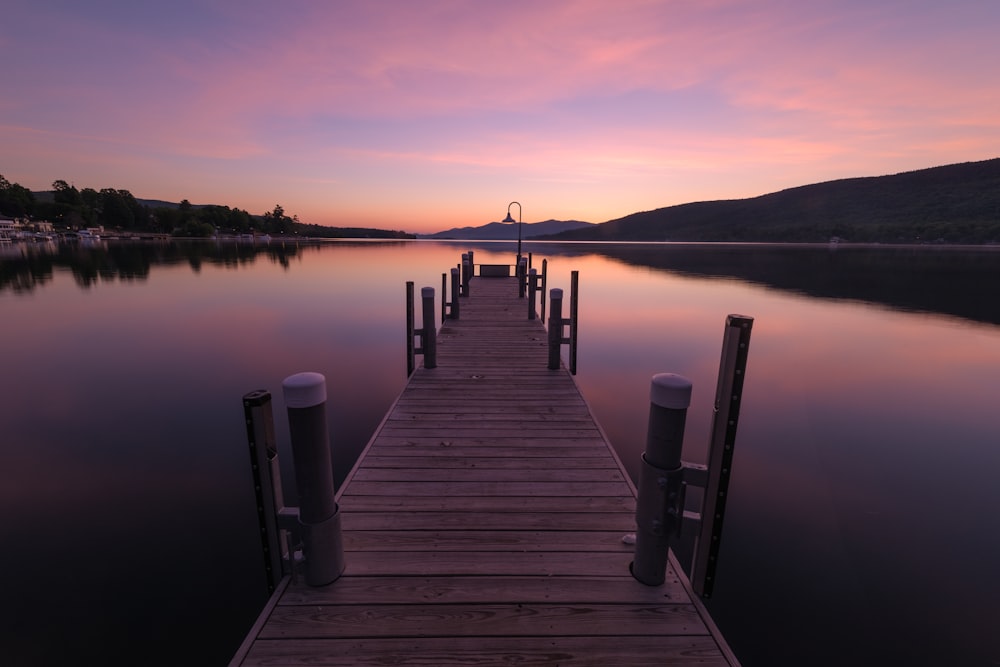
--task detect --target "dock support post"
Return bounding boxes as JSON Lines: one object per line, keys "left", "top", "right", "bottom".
{"left": 449, "top": 269, "right": 460, "bottom": 320}
{"left": 540, "top": 259, "right": 547, "bottom": 323}
{"left": 569, "top": 270, "right": 579, "bottom": 375}
{"left": 632, "top": 373, "right": 693, "bottom": 586}
{"left": 441, "top": 273, "right": 447, "bottom": 322}
{"left": 545, "top": 274, "right": 578, "bottom": 373}
{"left": 406, "top": 281, "right": 416, "bottom": 376}
{"left": 527, "top": 268, "right": 539, "bottom": 320}
{"left": 461, "top": 253, "right": 471, "bottom": 297}
{"left": 420, "top": 286, "right": 437, "bottom": 368}
{"left": 409, "top": 284, "right": 438, "bottom": 371}
{"left": 243, "top": 389, "right": 287, "bottom": 593}
{"left": 282, "top": 372, "right": 345, "bottom": 587}
{"left": 547, "top": 288, "right": 563, "bottom": 370}
{"left": 517, "top": 256, "right": 528, "bottom": 298}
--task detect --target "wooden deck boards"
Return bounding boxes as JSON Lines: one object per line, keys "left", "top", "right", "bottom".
{"left": 232, "top": 275, "right": 738, "bottom": 666}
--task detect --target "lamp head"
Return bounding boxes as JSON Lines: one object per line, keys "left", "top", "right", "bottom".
{"left": 502, "top": 212, "right": 516, "bottom": 223}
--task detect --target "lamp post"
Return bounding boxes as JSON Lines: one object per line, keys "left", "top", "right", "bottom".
{"left": 502, "top": 201, "right": 522, "bottom": 263}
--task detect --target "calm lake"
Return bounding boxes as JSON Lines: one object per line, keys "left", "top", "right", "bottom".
{"left": 2, "top": 239, "right": 999, "bottom": 666}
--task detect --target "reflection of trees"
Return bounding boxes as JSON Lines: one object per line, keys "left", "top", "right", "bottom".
{"left": 0, "top": 239, "right": 313, "bottom": 293}
{"left": 533, "top": 242, "right": 1000, "bottom": 326}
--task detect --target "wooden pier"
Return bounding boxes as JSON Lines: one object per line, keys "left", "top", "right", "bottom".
{"left": 231, "top": 273, "right": 740, "bottom": 666}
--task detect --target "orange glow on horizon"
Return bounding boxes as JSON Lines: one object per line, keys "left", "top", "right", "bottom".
{"left": 3, "top": 1, "right": 999, "bottom": 235}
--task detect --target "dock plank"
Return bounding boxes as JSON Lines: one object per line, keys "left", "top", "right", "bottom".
{"left": 242, "top": 636, "right": 729, "bottom": 667}
{"left": 231, "top": 272, "right": 739, "bottom": 667}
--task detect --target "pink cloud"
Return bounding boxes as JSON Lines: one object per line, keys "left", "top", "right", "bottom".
{"left": 4, "top": 0, "right": 1000, "bottom": 232}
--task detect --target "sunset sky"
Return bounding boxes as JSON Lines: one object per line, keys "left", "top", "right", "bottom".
{"left": 3, "top": 1, "right": 999, "bottom": 234}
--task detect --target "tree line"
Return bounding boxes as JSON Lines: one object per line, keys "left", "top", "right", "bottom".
{"left": 1, "top": 175, "right": 304, "bottom": 237}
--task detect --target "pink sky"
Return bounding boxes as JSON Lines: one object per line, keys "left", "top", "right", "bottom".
{"left": 3, "top": 1, "right": 999, "bottom": 234}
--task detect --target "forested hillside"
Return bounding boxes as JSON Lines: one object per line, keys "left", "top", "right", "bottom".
{"left": 544, "top": 158, "right": 1000, "bottom": 244}
{"left": 0, "top": 177, "right": 412, "bottom": 239}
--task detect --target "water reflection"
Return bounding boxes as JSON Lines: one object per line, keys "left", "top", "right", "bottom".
{"left": 528, "top": 242, "right": 1000, "bottom": 325}
{"left": 2, "top": 240, "right": 999, "bottom": 666}
{"left": 7, "top": 240, "right": 999, "bottom": 327}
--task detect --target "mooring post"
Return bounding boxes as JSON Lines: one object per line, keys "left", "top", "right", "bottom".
{"left": 449, "top": 268, "right": 460, "bottom": 321}
{"left": 548, "top": 287, "right": 563, "bottom": 370}
{"left": 420, "top": 286, "right": 437, "bottom": 368}
{"left": 406, "top": 281, "right": 415, "bottom": 376}
{"left": 461, "top": 253, "right": 471, "bottom": 297}
{"left": 527, "top": 268, "right": 539, "bottom": 319}
{"left": 517, "top": 256, "right": 528, "bottom": 298}
{"left": 569, "top": 270, "right": 579, "bottom": 375}
{"left": 440, "top": 273, "right": 447, "bottom": 322}
{"left": 631, "top": 373, "right": 693, "bottom": 586}
{"left": 281, "top": 372, "right": 345, "bottom": 587}
{"left": 243, "top": 389, "right": 287, "bottom": 593}
{"left": 540, "top": 258, "right": 548, "bottom": 324}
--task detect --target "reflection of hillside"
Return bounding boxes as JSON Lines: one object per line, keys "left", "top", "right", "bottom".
{"left": 537, "top": 243, "right": 1000, "bottom": 326}
{"left": 0, "top": 240, "right": 316, "bottom": 293}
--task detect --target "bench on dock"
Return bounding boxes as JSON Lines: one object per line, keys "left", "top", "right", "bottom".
{"left": 478, "top": 263, "right": 511, "bottom": 277}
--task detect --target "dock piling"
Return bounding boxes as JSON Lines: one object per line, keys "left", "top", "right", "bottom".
{"left": 527, "top": 268, "right": 539, "bottom": 319}
{"left": 569, "top": 270, "right": 579, "bottom": 375}
{"left": 406, "top": 281, "right": 416, "bottom": 375}
{"left": 540, "top": 259, "right": 547, "bottom": 323}
{"left": 408, "top": 284, "right": 438, "bottom": 371}
{"left": 421, "top": 286, "right": 438, "bottom": 367}
{"left": 461, "top": 253, "right": 471, "bottom": 296}
{"left": 545, "top": 273, "right": 578, "bottom": 373}
{"left": 449, "top": 269, "right": 460, "bottom": 320}
{"left": 281, "top": 372, "right": 345, "bottom": 586}
{"left": 632, "top": 373, "right": 693, "bottom": 586}
{"left": 517, "top": 257, "right": 528, "bottom": 298}
{"left": 547, "top": 288, "right": 563, "bottom": 370}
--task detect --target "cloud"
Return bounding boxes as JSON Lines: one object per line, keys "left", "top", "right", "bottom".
{"left": 3, "top": 0, "right": 1000, "bottom": 231}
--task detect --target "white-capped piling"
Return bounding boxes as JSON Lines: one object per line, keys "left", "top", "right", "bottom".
{"left": 282, "top": 372, "right": 345, "bottom": 586}
{"left": 631, "top": 373, "right": 693, "bottom": 586}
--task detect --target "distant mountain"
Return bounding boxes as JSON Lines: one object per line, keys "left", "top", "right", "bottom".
{"left": 420, "top": 219, "right": 594, "bottom": 240}
{"left": 539, "top": 158, "right": 1000, "bottom": 244}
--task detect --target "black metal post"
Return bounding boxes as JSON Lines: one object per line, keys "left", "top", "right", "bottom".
{"left": 243, "top": 389, "right": 286, "bottom": 593}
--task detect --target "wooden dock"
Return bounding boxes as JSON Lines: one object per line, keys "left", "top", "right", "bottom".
{"left": 231, "top": 274, "right": 740, "bottom": 666}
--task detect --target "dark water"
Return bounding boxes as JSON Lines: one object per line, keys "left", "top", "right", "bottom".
{"left": 2, "top": 239, "right": 999, "bottom": 666}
